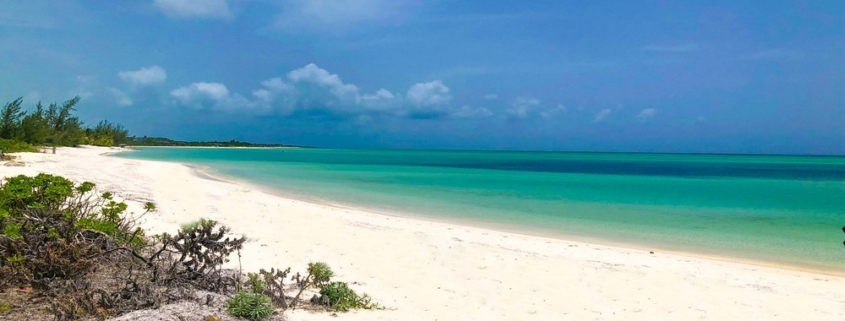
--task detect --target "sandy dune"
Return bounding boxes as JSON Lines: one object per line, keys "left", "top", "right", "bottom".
{"left": 2, "top": 146, "right": 843, "bottom": 320}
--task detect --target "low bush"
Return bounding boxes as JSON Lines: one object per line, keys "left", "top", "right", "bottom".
{"left": 0, "top": 173, "right": 381, "bottom": 320}
{"left": 227, "top": 292, "right": 274, "bottom": 320}
{"left": 320, "top": 281, "right": 383, "bottom": 312}
{"left": 0, "top": 138, "right": 37, "bottom": 154}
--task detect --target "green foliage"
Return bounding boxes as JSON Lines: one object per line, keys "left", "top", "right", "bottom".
{"left": 2, "top": 222, "right": 22, "bottom": 239}
{"left": 307, "top": 262, "right": 333, "bottom": 287}
{"left": 319, "top": 282, "right": 383, "bottom": 312}
{"left": 227, "top": 292, "right": 274, "bottom": 320}
{"left": 0, "top": 174, "right": 76, "bottom": 211}
{"left": 0, "top": 96, "right": 130, "bottom": 149}
{"left": 0, "top": 98, "right": 25, "bottom": 140}
{"left": 6, "top": 254, "right": 24, "bottom": 266}
{"left": 0, "top": 138, "right": 37, "bottom": 153}
{"left": 180, "top": 218, "right": 216, "bottom": 232}
{"left": 143, "top": 202, "right": 156, "bottom": 212}
{"left": 19, "top": 102, "right": 51, "bottom": 146}
{"left": 246, "top": 272, "right": 266, "bottom": 294}
{"left": 86, "top": 120, "right": 128, "bottom": 147}
{"left": 0, "top": 301, "right": 11, "bottom": 314}
{"left": 0, "top": 174, "right": 152, "bottom": 284}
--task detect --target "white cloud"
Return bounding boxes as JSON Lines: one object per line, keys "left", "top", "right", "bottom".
{"left": 483, "top": 93, "right": 498, "bottom": 100}
{"left": 168, "top": 64, "right": 463, "bottom": 119}
{"left": 107, "top": 88, "right": 133, "bottom": 106}
{"left": 287, "top": 63, "right": 360, "bottom": 102}
{"left": 361, "top": 89, "right": 398, "bottom": 111}
{"left": 636, "top": 108, "right": 657, "bottom": 120}
{"left": 118, "top": 66, "right": 167, "bottom": 86}
{"left": 260, "top": 77, "right": 293, "bottom": 92}
{"left": 453, "top": 105, "right": 492, "bottom": 118}
{"left": 539, "top": 103, "right": 566, "bottom": 118}
{"left": 170, "top": 82, "right": 261, "bottom": 112}
{"left": 593, "top": 108, "right": 611, "bottom": 123}
{"left": 407, "top": 80, "right": 451, "bottom": 107}
{"left": 506, "top": 96, "right": 540, "bottom": 119}
{"left": 171, "top": 82, "right": 229, "bottom": 102}
{"left": 153, "top": 0, "right": 232, "bottom": 19}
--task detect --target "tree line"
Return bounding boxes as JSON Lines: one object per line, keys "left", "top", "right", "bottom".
{"left": 0, "top": 96, "right": 128, "bottom": 152}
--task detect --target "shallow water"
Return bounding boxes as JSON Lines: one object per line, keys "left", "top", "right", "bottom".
{"left": 118, "top": 148, "right": 845, "bottom": 272}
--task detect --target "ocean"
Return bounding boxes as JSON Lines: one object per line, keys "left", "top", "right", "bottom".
{"left": 117, "top": 148, "right": 845, "bottom": 272}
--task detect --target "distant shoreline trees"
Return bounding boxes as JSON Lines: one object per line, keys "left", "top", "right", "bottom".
{"left": 1, "top": 96, "right": 299, "bottom": 152}
{"left": 0, "top": 96, "right": 128, "bottom": 151}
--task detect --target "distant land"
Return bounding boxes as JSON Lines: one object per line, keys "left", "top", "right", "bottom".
{"left": 126, "top": 136, "right": 307, "bottom": 148}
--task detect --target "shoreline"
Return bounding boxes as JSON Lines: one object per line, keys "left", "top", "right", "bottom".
{"left": 146, "top": 152, "right": 845, "bottom": 277}
{"left": 5, "top": 146, "right": 845, "bottom": 320}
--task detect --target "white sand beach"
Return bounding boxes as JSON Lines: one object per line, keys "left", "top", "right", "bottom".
{"left": 2, "top": 146, "right": 843, "bottom": 320}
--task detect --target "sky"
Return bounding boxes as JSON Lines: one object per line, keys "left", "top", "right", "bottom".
{"left": 1, "top": 0, "right": 843, "bottom": 154}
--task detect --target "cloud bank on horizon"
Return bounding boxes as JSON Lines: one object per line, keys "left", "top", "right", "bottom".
{"left": 0, "top": 0, "right": 843, "bottom": 154}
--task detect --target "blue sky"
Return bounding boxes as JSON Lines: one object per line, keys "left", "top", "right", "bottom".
{"left": 1, "top": 0, "right": 843, "bottom": 154}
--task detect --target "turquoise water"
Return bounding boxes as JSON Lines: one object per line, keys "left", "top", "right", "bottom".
{"left": 118, "top": 148, "right": 845, "bottom": 272}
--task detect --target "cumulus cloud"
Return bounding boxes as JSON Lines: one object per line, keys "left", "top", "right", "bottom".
{"left": 593, "top": 108, "right": 611, "bottom": 123}
{"left": 506, "top": 96, "right": 540, "bottom": 119}
{"left": 407, "top": 80, "right": 451, "bottom": 107}
{"left": 287, "top": 63, "right": 361, "bottom": 102}
{"left": 636, "top": 108, "right": 657, "bottom": 120}
{"left": 171, "top": 82, "right": 229, "bottom": 102}
{"left": 453, "top": 105, "right": 492, "bottom": 118}
{"left": 539, "top": 103, "right": 566, "bottom": 118}
{"left": 153, "top": 0, "right": 232, "bottom": 19}
{"left": 107, "top": 88, "right": 133, "bottom": 106}
{"left": 361, "top": 89, "right": 398, "bottom": 111}
{"left": 118, "top": 66, "right": 167, "bottom": 86}
{"left": 170, "top": 82, "right": 260, "bottom": 112}
{"left": 168, "top": 63, "right": 469, "bottom": 119}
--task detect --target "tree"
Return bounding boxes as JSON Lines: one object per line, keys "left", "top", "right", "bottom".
{"left": 0, "top": 98, "right": 25, "bottom": 140}
{"left": 45, "top": 96, "right": 85, "bottom": 147}
{"left": 19, "top": 102, "right": 51, "bottom": 145}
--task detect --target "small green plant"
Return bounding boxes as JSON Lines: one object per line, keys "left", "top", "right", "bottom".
{"left": 227, "top": 292, "right": 274, "bottom": 320}
{"left": 290, "top": 262, "right": 335, "bottom": 308}
{"left": 2, "top": 221, "right": 22, "bottom": 239}
{"left": 179, "top": 218, "right": 216, "bottom": 232}
{"left": 319, "top": 281, "right": 383, "bottom": 312}
{"left": 308, "top": 262, "right": 334, "bottom": 287}
{"left": 0, "top": 301, "right": 11, "bottom": 314}
{"left": 246, "top": 272, "right": 266, "bottom": 294}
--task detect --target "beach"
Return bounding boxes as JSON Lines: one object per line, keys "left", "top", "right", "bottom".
{"left": 2, "top": 146, "right": 844, "bottom": 320}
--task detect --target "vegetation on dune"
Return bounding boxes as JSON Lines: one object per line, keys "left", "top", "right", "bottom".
{"left": 0, "top": 173, "right": 381, "bottom": 320}
{"left": 0, "top": 96, "right": 128, "bottom": 150}
{"left": 1, "top": 96, "right": 294, "bottom": 150}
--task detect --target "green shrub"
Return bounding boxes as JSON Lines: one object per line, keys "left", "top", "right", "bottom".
{"left": 0, "top": 138, "right": 37, "bottom": 153}
{"left": 0, "top": 301, "right": 11, "bottom": 313}
{"left": 319, "top": 281, "right": 382, "bottom": 312}
{"left": 246, "top": 272, "right": 266, "bottom": 294}
{"left": 227, "top": 292, "right": 274, "bottom": 320}
{"left": 308, "top": 262, "right": 334, "bottom": 287}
